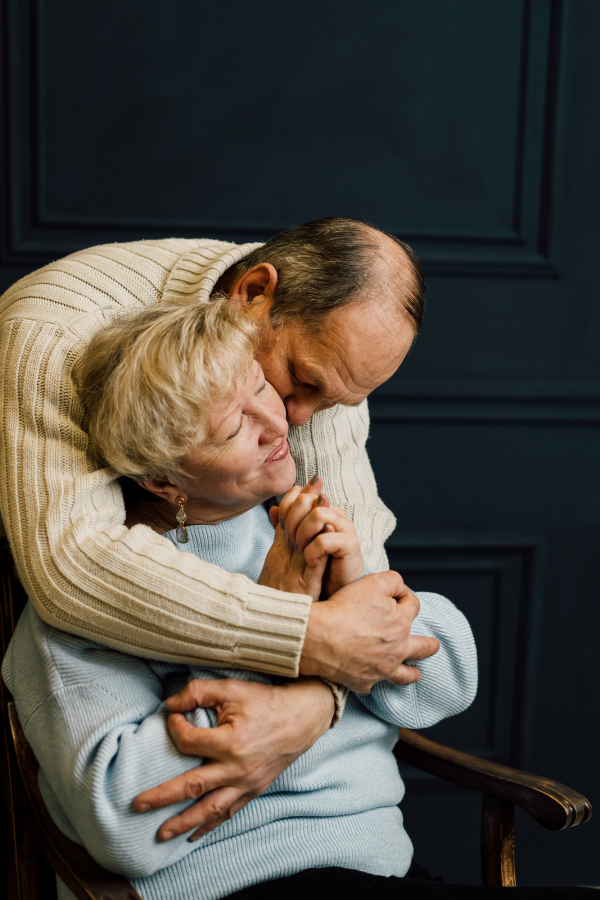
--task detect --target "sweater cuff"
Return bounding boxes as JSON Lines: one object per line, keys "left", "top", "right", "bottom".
{"left": 319, "top": 678, "right": 349, "bottom": 727}
{"left": 241, "top": 584, "right": 314, "bottom": 678}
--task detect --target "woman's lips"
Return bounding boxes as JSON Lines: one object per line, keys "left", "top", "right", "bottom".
{"left": 263, "top": 438, "right": 290, "bottom": 465}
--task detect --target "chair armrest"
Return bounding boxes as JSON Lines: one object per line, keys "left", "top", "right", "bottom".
{"left": 394, "top": 728, "right": 592, "bottom": 832}
{"left": 8, "top": 702, "right": 143, "bottom": 900}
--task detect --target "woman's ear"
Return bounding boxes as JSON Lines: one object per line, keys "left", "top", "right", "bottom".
{"left": 229, "top": 264, "right": 278, "bottom": 323}
{"left": 138, "top": 477, "right": 187, "bottom": 506}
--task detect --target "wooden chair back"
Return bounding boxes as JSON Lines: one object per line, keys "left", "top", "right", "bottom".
{"left": 0, "top": 534, "right": 142, "bottom": 900}
{"left": 0, "top": 534, "right": 56, "bottom": 900}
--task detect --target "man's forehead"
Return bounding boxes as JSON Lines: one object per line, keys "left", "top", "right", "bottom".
{"left": 292, "top": 303, "right": 415, "bottom": 395}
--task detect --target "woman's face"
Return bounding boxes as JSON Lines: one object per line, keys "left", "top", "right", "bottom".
{"left": 181, "top": 361, "right": 296, "bottom": 517}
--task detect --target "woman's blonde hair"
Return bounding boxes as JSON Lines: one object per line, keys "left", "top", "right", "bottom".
{"left": 78, "top": 296, "right": 259, "bottom": 482}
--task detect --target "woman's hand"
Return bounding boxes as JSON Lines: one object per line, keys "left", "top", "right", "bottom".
{"left": 257, "top": 479, "right": 330, "bottom": 600}
{"left": 276, "top": 477, "right": 365, "bottom": 596}
{"left": 133, "top": 676, "right": 335, "bottom": 841}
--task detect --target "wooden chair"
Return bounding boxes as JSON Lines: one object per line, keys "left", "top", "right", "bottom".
{"left": 0, "top": 535, "right": 592, "bottom": 899}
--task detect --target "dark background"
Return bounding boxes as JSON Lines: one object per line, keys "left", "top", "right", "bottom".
{"left": 1, "top": 0, "right": 599, "bottom": 888}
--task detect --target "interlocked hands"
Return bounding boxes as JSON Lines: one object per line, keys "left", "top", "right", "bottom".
{"left": 258, "top": 475, "right": 364, "bottom": 599}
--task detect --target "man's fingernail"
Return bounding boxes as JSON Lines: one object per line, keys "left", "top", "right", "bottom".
{"left": 162, "top": 830, "right": 174, "bottom": 841}
{"left": 279, "top": 516, "right": 285, "bottom": 531}
{"left": 309, "top": 474, "right": 321, "bottom": 485}
{"left": 187, "top": 834, "right": 198, "bottom": 843}
{"left": 137, "top": 802, "right": 151, "bottom": 813}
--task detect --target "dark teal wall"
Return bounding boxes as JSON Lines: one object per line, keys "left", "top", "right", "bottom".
{"left": 1, "top": 0, "right": 599, "bottom": 887}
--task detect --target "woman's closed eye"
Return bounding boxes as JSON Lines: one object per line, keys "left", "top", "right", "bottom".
{"left": 226, "top": 420, "right": 243, "bottom": 440}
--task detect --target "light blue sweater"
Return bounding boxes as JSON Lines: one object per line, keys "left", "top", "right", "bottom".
{"left": 2, "top": 504, "right": 477, "bottom": 900}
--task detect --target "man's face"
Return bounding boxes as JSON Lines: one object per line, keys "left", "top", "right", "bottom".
{"left": 254, "top": 300, "right": 416, "bottom": 427}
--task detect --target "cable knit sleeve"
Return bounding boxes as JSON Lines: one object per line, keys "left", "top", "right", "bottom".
{"left": 287, "top": 401, "right": 396, "bottom": 573}
{"left": 0, "top": 314, "right": 312, "bottom": 676}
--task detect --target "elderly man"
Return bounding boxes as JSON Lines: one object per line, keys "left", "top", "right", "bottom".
{"left": 0, "top": 216, "right": 436, "bottom": 837}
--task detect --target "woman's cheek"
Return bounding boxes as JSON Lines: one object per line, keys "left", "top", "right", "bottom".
{"left": 232, "top": 440, "right": 260, "bottom": 479}
{"left": 266, "top": 382, "right": 287, "bottom": 418}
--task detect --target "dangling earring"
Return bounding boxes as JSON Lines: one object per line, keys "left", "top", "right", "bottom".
{"left": 175, "top": 496, "right": 189, "bottom": 544}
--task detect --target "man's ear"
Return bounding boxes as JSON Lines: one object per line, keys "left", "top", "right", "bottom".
{"left": 138, "top": 477, "right": 187, "bottom": 506}
{"left": 229, "top": 264, "right": 278, "bottom": 323}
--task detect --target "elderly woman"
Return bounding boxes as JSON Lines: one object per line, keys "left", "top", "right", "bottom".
{"left": 3, "top": 298, "right": 477, "bottom": 900}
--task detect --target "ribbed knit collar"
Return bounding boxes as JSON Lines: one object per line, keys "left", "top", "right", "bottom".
{"left": 161, "top": 239, "right": 264, "bottom": 305}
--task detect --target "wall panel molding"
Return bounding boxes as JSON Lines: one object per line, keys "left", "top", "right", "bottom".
{"left": 386, "top": 530, "right": 545, "bottom": 773}
{"left": 370, "top": 379, "right": 600, "bottom": 425}
{"left": 1, "top": 0, "right": 566, "bottom": 276}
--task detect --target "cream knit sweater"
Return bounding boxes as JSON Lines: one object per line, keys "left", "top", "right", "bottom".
{"left": 0, "top": 238, "right": 396, "bottom": 679}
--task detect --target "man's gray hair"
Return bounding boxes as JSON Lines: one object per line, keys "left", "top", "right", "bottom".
{"left": 217, "top": 217, "right": 425, "bottom": 333}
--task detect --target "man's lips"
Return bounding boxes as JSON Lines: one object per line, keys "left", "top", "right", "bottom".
{"left": 263, "top": 438, "right": 290, "bottom": 465}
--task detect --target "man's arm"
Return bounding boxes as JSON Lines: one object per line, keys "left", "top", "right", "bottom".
{"left": 287, "top": 400, "right": 395, "bottom": 573}
{"left": 133, "top": 675, "right": 335, "bottom": 841}
{"left": 0, "top": 315, "right": 312, "bottom": 675}
{"left": 0, "top": 242, "right": 427, "bottom": 693}
{"left": 137, "top": 572, "right": 443, "bottom": 844}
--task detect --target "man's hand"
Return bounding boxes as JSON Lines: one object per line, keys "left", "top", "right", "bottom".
{"left": 133, "top": 676, "right": 334, "bottom": 841}
{"left": 300, "top": 570, "right": 440, "bottom": 694}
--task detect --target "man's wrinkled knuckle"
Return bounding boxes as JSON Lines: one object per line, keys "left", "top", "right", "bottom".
{"left": 184, "top": 777, "right": 206, "bottom": 800}
{"left": 355, "top": 685, "right": 373, "bottom": 696}
{"left": 207, "top": 799, "right": 228, "bottom": 820}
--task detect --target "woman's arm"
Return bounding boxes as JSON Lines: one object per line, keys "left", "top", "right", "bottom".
{"left": 358, "top": 591, "right": 478, "bottom": 728}
{"left": 3, "top": 604, "right": 336, "bottom": 872}
{"left": 3, "top": 604, "right": 205, "bottom": 877}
